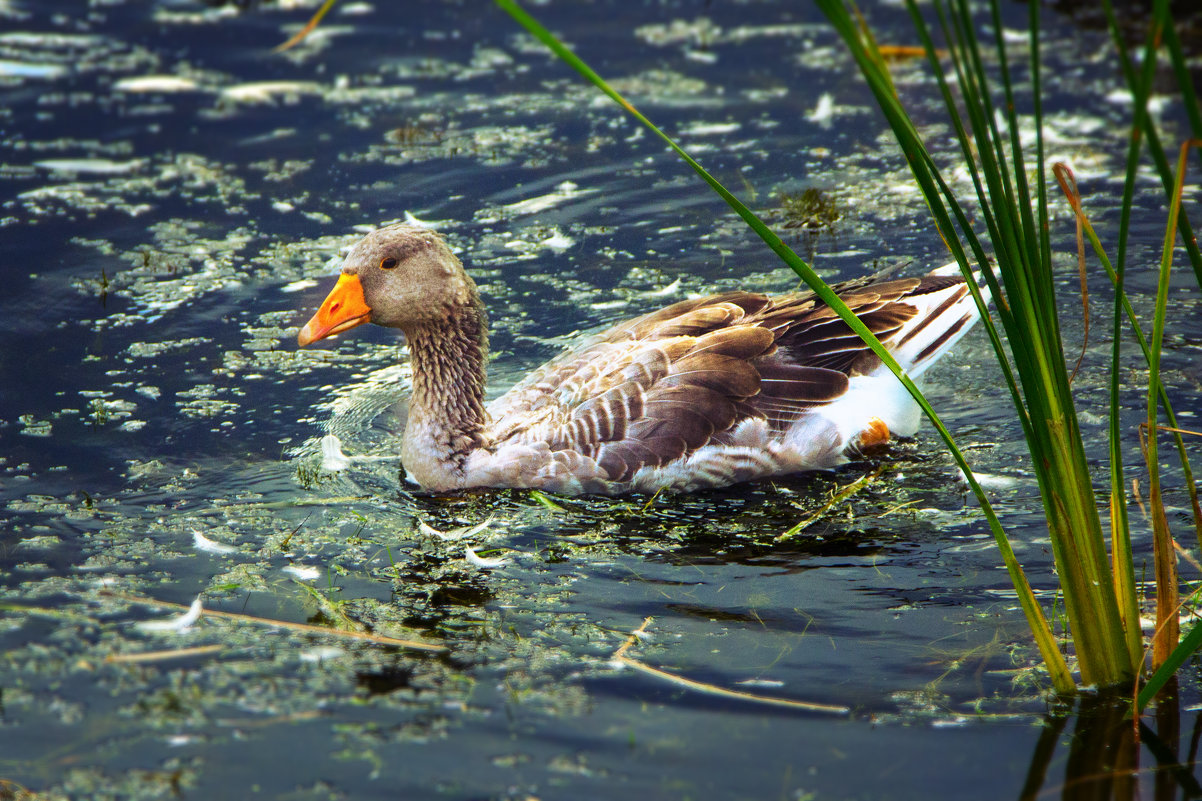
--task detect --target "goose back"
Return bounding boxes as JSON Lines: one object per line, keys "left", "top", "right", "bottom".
{"left": 477, "top": 274, "right": 976, "bottom": 492}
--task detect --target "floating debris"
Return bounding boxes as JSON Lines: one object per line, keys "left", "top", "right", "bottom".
{"left": 192, "top": 529, "right": 237, "bottom": 555}
{"left": 282, "top": 278, "right": 319, "bottom": 293}
{"left": 806, "top": 92, "right": 835, "bottom": 126}
{"left": 17, "top": 414, "right": 52, "bottom": 437}
{"left": 299, "top": 646, "right": 346, "bottom": 663}
{"left": 282, "top": 564, "right": 321, "bottom": 581}
{"left": 319, "top": 433, "right": 399, "bottom": 471}
{"left": 320, "top": 434, "right": 352, "bottom": 471}
{"left": 465, "top": 546, "right": 508, "bottom": 569}
{"left": 417, "top": 517, "right": 495, "bottom": 542}
{"left": 957, "top": 469, "right": 1021, "bottom": 490}
{"left": 113, "top": 75, "right": 201, "bottom": 93}
{"left": 540, "top": 229, "right": 575, "bottom": 252}
{"left": 34, "top": 158, "right": 145, "bottom": 175}
{"left": 0, "top": 59, "right": 68, "bottom": 79}
{"left": 677, "top": 121, "right": 740, "bottom": 137}
{"left": 136, "top": 597, "right": 203, "bottom": 633}
{"left": 736, "top": 678, "right": 785, "bottom": 688}
{"left": 488, "top": 180, "right": 594, "bottom": 219}
{"left": 219, "top": 80, "right": 324, "bottom": 103}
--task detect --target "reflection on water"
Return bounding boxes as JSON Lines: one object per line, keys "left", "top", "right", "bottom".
{"left": 1, "top": 0, "right": 1201, "bottom": 798}
{"left": 1020, "top": 683, "right": 1202, "bottom": 800}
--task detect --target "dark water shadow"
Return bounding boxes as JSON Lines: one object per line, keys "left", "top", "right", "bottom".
{"left": 1020, "top": 681, "right": 1202, "bottom": 800}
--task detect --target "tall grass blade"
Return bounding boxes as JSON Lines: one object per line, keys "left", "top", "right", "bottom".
{"left": 1140, "top": 4, "right": 1202, "bottom": 548}
{"left": 1054, "top": 161, "right": 1202, "bottom": 567}
{"left": 1144, "top": 139, "right": 1200, "bottom": 667}
{"left": 1162, "top": 20, "right": 1202, "bottom": 167}
{"left": 1052, "top": 164, "right": 1143, "bottom": 670}
{"left": 1100, "top": 0, "right": 1202, "bottom": 291}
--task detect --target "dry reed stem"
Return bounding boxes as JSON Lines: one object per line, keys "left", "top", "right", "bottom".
{"left": 273, "top": 0, "right": 337, "bottom": 53}
{"left": 1132, "top": 478, "right": 1148, "bottom": 520}
{"left": 105, "top": 645, "right": 226, "bottom": 664}
{"left": 1171, "top": 539, "right": 1202, "bottom": 576}
{"left": 103, "top": 591, "right": 446, "bottom": 652}
{"left": 1054, "top": 164, "right": 1092, "bottom": 384}
{"left": 612, "top": 617, "right": 850, "bottom": 715}
{"left": 1151, "top": 425, "right": 1202, "bottom": 438}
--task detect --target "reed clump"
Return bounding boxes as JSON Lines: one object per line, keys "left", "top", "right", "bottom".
{"left": 818, "top": 0, "right": 1202, "bottom": 701}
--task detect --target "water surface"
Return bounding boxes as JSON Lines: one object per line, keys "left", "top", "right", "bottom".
{"left": 2, "top": 1, "right": 1201, "bottom": 798}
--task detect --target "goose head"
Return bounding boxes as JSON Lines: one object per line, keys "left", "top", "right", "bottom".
{"left": 297, "top": 224, "right": 478, "bottom": 346}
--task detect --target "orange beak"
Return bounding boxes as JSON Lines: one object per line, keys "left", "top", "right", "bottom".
{"left": 297, "top": 273, "right": 373, "bottom": 347}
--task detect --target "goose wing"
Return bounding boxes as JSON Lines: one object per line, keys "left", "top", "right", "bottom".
{"left": 483, "top": 276, "right": 971, "bottom": 483}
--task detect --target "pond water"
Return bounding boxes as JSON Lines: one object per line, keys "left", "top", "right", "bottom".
{"left": 2, "top": 1, "right": 1201, "bottom": 798}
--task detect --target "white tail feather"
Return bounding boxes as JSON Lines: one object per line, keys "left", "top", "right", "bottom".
{"left": 806, "top": 263, "right": 989, "bottom": 449}
{"left": 877, "top": 263, "right": 988, "bottom": 378}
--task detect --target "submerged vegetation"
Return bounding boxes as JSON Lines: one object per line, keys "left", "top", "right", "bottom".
{"left": 776, "top": 187, "right": 842, "bottom": 234}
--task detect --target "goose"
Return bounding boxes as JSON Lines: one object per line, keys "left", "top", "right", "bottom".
{"left": 297, "top": 224, "right": 981, "bottom": 495}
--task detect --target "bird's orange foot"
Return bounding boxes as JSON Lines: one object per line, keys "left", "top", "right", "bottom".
{"left": 853, "top": 417, "right": 891, "bottom": 451}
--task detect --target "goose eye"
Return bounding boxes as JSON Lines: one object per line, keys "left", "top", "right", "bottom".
{"left": 380, "top": 257, "right": 398, "bottom": 270}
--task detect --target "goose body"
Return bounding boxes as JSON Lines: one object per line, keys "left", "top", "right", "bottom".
{"left": 298, "top": 224, "right": 981, "bottom": 495}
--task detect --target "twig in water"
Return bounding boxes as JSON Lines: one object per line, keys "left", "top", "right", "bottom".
{"left": 102, "top": 591, "right": 445, "bottom": 652}
{"left": 611, "top": 617, "right": 850, "bottom": 715}
{"left": 106, "top": 645, "right": 226, "bottom": 664}
{"left": 1172, "top": 539, "right": 1202, "bottom": 577}
{"left": 1132, "top": 478, "right": 1148, "bottom": 520}
{"left": 776, "top": 466, "right": 883, "bottom": 541}
{"left": 192, "top": 496, "right": 372, "bottom": 515}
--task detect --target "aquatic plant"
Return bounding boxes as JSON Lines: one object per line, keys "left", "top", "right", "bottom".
{"left": 494, "top": 0, "right": 1202, "bottom": 700}
{"left": 818, "top": 0, "right": 1202, "bottom": 702}
{"left": 777, "top": 187, "right": 841, "bottom": 234}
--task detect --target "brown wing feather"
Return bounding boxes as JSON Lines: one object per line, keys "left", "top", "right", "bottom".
{"left": 757, "top": 363, "right": 849, "bottom": 401}
{"left": 658, "top": 353, "right": 760, "bottom": 396}
{"left": 617, "top": 292, "right": 771, "bottom": 339}
{"left": 782, "top": 306, "right": 916, "bottom": 373}
{"left": 760, "top": 276, "right": 967, "bottom": 376}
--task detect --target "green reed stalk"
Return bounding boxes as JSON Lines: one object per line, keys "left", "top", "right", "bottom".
{"left": 1145, "top": 139, "right": 1200, "bottom": 667}
{"left": 495, "top": 0, "right": 1074, "bottom": 691}
{"left": 1094, "top": 0, "right": 1147, "bottom": 673}
{"left": 820, "top": 0, "right": 1146, "bottom": 687}
{"left": 1100, "top": 0, "right": 1202, "bottom": 690}
{"left": 1100, "top": 0, "right": 1202, "bottom": 291}
{"left": 1101, "top": 0, "right": 1202, "bottom": 556}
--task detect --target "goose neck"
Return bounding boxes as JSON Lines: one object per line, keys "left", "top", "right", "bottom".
{"left": 400, "top": 304, "right": 489, "bottom": 490}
